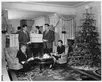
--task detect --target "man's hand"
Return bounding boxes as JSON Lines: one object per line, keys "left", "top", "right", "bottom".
{"left": 27, "top": 41, "right": 31, "bottom": 44}
{"left": 43, "top": 39, "right": 48, "bottom": 42}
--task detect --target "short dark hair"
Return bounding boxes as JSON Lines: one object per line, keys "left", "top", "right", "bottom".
{"left": 35, "top": 26, "right": 40, "bottom": 29}
{"left": 45, "top": 24, "right": 49, "bottom": 26}
{"left": 22, "top": 25, "right": 27, "bottom": 28}
{"left": 58, "top": 40, "right": 63, "bottom": 43}
{"left": 17, "top": 26, "right": 21, "bottom": 30}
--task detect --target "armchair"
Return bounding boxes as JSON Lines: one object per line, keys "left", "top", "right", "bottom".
{"left": 55, "top": 46, "right": 69, "bottom": 64}
{"left": 4, "top": 47, "right": 23, "bottom": 70}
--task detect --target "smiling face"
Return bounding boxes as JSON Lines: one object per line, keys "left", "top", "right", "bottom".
{"left": 21, "top": 45, "right": 27, "bottom": 53}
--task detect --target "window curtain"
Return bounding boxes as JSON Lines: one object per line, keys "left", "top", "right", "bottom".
{"left": 2, "top": 10, "right": 9, "bottom": 31}
{"left": 49, "top": 13, "right": 76, "bottom": 47}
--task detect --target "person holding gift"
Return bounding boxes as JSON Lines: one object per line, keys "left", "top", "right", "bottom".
{"left": 18, "top": 25, "right": 31, "bottom": 49}
{"left": 43, "top": 24, "right": 55, "bottom": 53}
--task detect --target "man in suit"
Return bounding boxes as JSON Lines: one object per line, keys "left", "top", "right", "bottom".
{"left": 43, "top": 24, "right": 55, "bottom": 53}
{"left": 18, "top": 24, "right": 32, "bottom": 56}
{"left": 18, "top": 25, "right": 30, "bottom": 49}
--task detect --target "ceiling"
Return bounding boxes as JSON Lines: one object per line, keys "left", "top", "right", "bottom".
{"left": 2, "top": 2, "right": 86, "bottom": 20}
{"left": 8, "top": 10, "right": 53, "bottom": 20}
{"left": 28, "top": 2, "right": 84, "bottom": 7}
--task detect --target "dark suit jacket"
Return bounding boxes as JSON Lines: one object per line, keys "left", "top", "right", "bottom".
{"left": 17, "top": 50, "right": 32, "bottom": 63}
{"left": 43, "top": 30, "right": 55, "bottom": 49}
{"left": 18, "top": 30, "right": 30, "bottom": 47}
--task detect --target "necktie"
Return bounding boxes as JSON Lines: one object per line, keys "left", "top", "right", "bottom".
{"left": 24, "top": 31, "right": 28, "bottom": 38}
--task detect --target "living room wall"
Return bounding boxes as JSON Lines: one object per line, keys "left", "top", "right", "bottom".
{"left": 75, "top": 2, "right": 101, "bottom": 43}
{"left": 32, "top": 16, "right": 47, "bottom": 32}
{"left": 8, "top": 19, "right": 20, "bottom": 32}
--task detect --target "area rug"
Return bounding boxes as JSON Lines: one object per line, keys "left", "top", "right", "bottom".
{"left": 15, "top": 66, "right": 100, "bottom": 81}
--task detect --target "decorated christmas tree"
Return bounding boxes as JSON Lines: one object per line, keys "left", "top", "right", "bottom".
{"left": 69, "top": 6, "right": 101, "bottom": 67}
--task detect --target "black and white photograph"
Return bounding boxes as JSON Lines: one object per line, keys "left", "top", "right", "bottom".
{"left": 1, "top": 0, "right": 101, "bottom": 81}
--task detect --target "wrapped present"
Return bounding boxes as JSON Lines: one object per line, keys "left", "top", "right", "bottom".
{"left": 30, "top": 34, "right": 43, "bottom": 43}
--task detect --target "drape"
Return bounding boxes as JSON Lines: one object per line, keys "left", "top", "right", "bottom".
{"left": 49, "top": 13, "right": 76, "bottom": 46}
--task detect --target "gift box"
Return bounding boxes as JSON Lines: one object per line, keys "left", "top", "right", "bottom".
{"left": 30, "top": 34, "right": 43, "bottom": 43}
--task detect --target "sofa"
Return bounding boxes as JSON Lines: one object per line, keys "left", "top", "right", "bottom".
{"left": 4, "top": 47, "right": 23, "bottom": 70}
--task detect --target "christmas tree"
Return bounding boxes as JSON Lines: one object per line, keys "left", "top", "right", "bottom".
{"left": 69, "top": 7, "right": 101, "bottom": 67}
